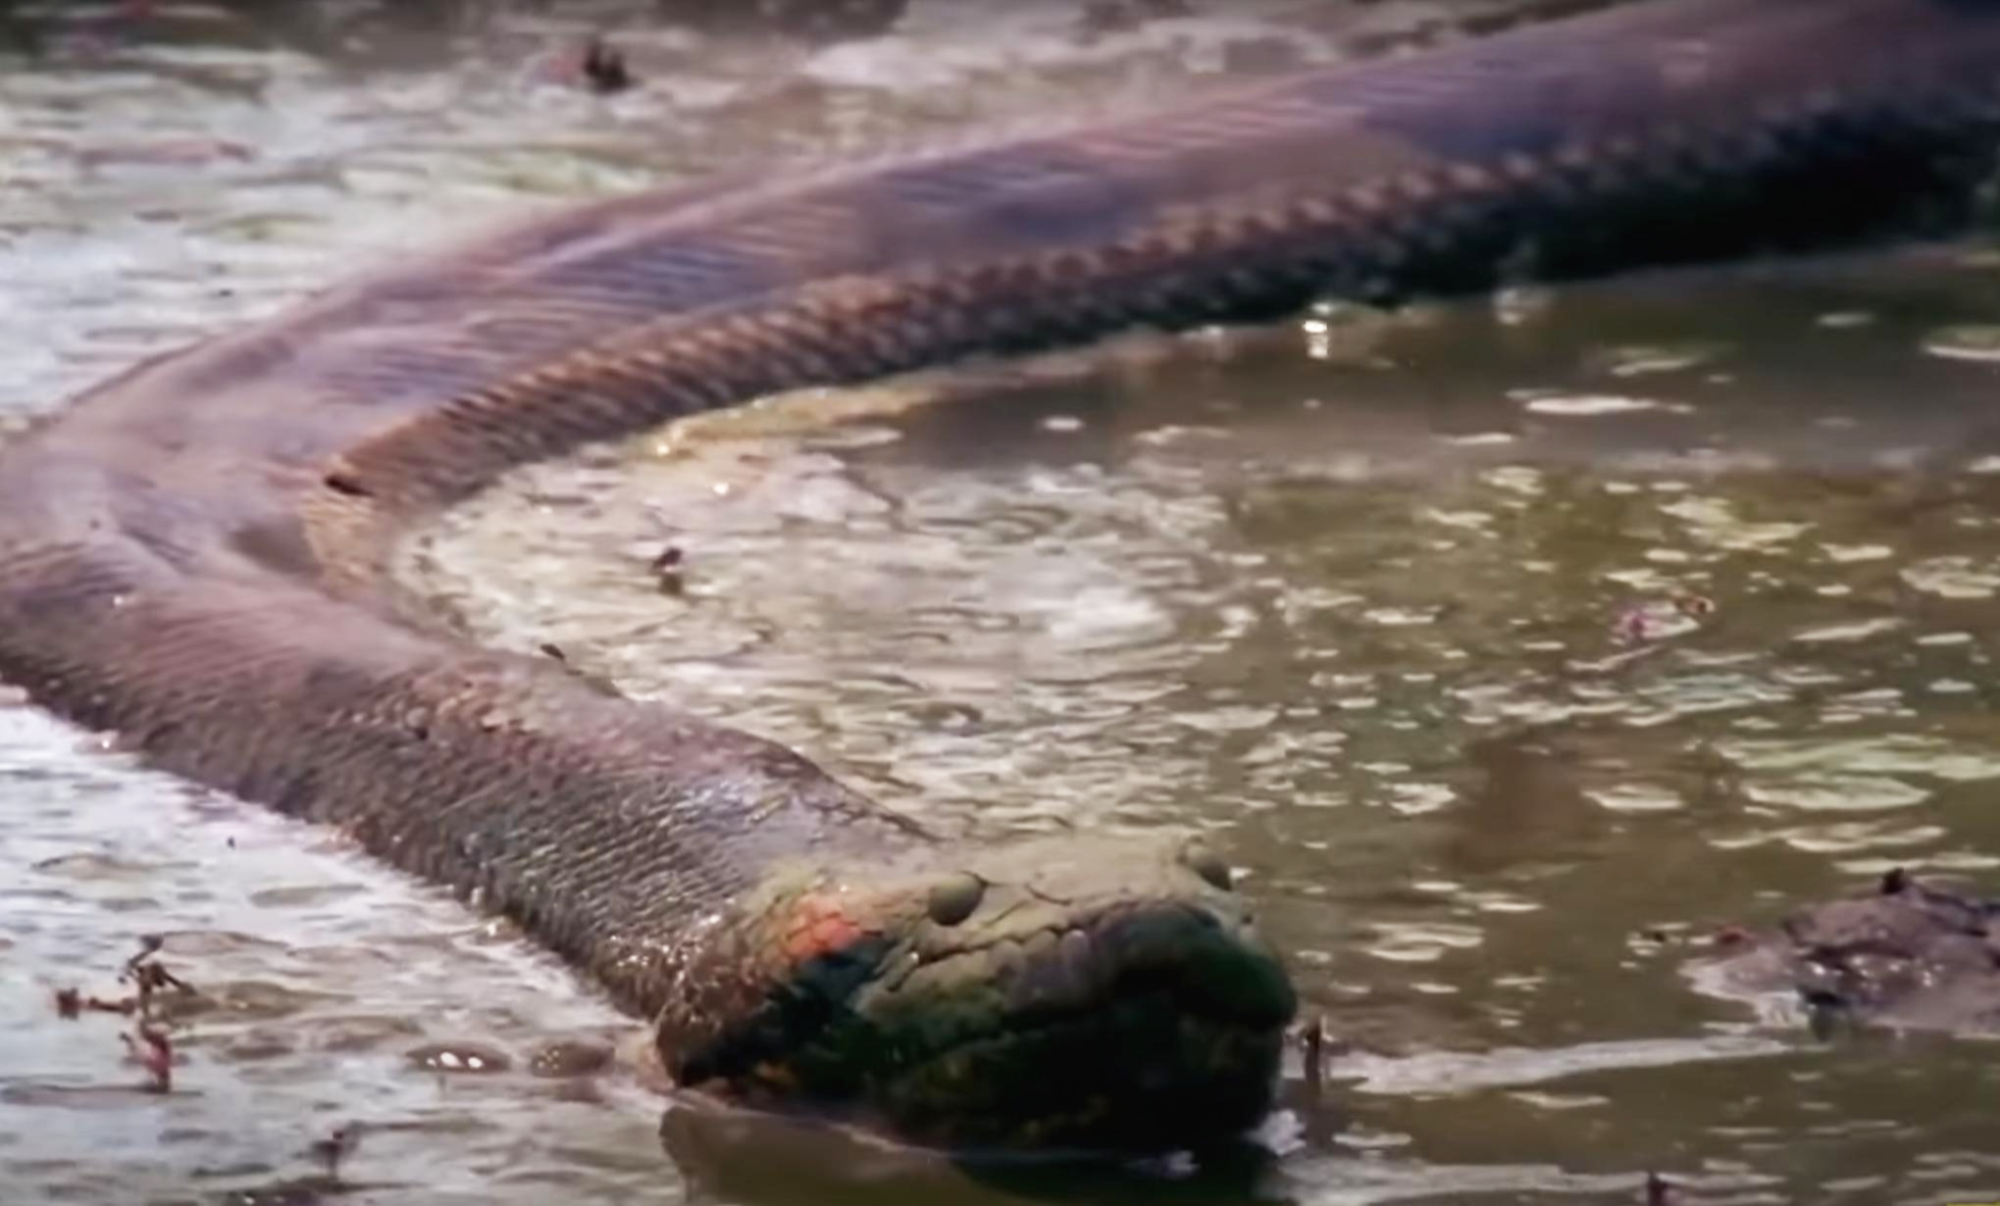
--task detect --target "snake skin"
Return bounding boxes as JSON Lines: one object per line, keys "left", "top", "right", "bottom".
{"left": 3, "top": 0, "right": 2000, "bottom": 1149}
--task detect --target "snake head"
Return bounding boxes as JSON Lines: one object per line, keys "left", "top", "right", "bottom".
{"left": 654, "top": 832, "right": 1295, "bottom": 1152}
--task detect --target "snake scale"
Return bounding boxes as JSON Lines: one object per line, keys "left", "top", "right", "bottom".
{"left": 4, "top": 0, "right": 2000, "bottom": 1151}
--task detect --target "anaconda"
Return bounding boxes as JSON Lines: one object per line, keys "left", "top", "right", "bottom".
{"left": 4, "top": 0, "right": 2000, "bottom": 1153}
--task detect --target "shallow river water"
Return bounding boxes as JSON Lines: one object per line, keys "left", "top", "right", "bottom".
{"left": 6, "top": 3, "right": 2000, "bottom": 1204}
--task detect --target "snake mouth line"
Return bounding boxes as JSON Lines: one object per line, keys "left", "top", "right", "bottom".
{"left": 887, "top": 966, "right": 1289, "bottom": 1079}
{"left": 855, "top": 982, "right": 1288, "bottom": 1152}
{"left": 846, "top": 900, "right": 1294, "bottom": 1150}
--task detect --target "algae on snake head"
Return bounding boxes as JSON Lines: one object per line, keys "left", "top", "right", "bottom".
{"left": 652, "top": 831, "right": 1295, "bottom": 1152}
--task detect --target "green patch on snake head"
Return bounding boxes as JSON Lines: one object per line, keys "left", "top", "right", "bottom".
{"left": 653, "top": 832, "right": 1295, "bottom": 1152}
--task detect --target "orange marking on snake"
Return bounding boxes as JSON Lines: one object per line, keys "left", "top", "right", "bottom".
{"left": 785, "top": 893, "right": 865, "bottom": 961}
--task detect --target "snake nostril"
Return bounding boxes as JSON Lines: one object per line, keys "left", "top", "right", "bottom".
{"left": 927, "top": 873, "right": 986, "bottom": 926}
{"left": 1180, "top": 840, "right": 1233, "bottom": 892}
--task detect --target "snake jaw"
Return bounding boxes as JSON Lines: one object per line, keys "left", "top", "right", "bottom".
{"left": 654, "top": 834, "right": 1295, "bottom": 1151}
{"left": 854, "top": 894, "right": 1294, "bottom": 1150}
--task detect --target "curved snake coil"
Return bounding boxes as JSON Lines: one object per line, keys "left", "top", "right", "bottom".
{"left": 3, "top": 0, "right": 1999, "bottom": 1151}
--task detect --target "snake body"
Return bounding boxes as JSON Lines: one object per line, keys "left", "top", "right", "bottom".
{"left": 5, "top": 0, "right": 2000, "bottom": 1151}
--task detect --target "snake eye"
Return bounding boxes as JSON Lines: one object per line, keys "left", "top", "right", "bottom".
{"left": 1180, "top": 840, "right": 1233, "bottom": 892}
{"left": 927, "top": 873, "right": 985, "bottom": 927}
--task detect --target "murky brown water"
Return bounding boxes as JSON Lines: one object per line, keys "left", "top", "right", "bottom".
{"left": 8, "top": 3, "right": 2000, "bottom": 1204}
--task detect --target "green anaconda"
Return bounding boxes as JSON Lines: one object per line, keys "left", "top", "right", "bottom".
{"left": 5, "top": 0, "right": 2000, "bottom": 1152}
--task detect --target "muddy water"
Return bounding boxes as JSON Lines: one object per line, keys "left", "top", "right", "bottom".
{"left": 6, "top": 3, "right": 2000, "bottom": 1204}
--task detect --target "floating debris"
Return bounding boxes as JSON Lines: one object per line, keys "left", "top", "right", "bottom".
{"left": 120, "top": 1024, "right": 173, "bottom": 1094}
{"left": 581, "top": 37, "right": 633, "bottom": 95}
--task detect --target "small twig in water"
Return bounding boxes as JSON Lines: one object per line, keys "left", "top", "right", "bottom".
{"left": 1301, "top": 1015, "right": 1325, "bottom": 1095}
{"left": 581, "top": 36, "right": 633, "bottom": 95}
{"left": 311, "top": 1123, "right": 363, "bottom": 1183}
{"left": 122, "top": 933, "right": 164, "bottom": 977}
{"left": 119, "top": 935, "right": 192, "bottom": 1020}
{"left": 652, "top": 544, "right": 686, "bottom": 595}
{"left": 122, "top": 1024, "right": 173, "bottom": 1093}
